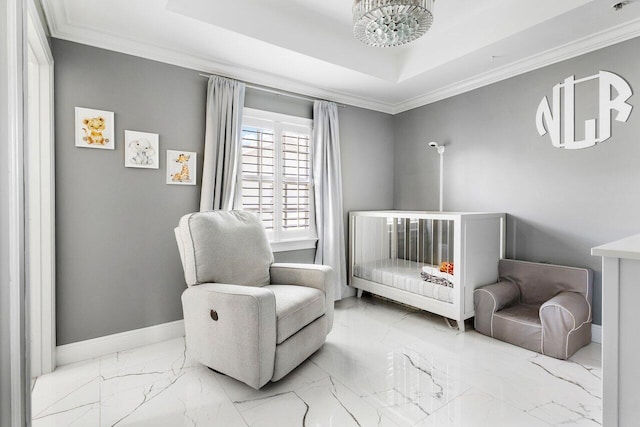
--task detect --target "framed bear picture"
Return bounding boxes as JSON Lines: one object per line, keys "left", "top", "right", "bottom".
{"left": 166, "top": 150, "right": 197, "bottom": 185}
{"left": 124, "top": 130, "right": 159, "bottom": 169}
{"left": 75, "top": 107, "right": 115, "bottom": 150}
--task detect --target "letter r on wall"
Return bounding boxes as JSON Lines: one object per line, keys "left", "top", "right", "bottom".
{"left": 599, "top": 71, "right": 633, "bottom": 143}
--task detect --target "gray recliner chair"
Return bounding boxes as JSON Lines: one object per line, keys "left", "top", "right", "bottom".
{"left": 474, "top": 259, "right": 592, "bottom": 360}
{"left": 174, "top": 210, "right": 334, "bottom": 389}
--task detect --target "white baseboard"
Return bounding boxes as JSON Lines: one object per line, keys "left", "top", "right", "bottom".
{"left": 591, "top": 324, "right": 602, "bottom": 344}
{"left": 56, "top": 320, "right": 185, "bottom": 367}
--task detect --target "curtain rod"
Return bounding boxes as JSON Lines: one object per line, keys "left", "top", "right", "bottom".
{"left": 198, "top": 73, "right": 345, "bottom": 107}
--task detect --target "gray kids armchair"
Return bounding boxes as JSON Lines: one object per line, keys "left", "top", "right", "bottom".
{"left": 175, "top": 210, "right": 334, "bottom": 389}
{"left": 474, "top": 259, "right": 592, "bottom": 360}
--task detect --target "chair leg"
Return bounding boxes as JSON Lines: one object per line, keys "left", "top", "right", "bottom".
{"left": 356, "top": 289, "right": 363, "bottom": 298}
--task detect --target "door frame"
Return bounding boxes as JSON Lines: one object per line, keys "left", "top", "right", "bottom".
{"left": 26, "top": 0, "right": 55, "bottom": 377}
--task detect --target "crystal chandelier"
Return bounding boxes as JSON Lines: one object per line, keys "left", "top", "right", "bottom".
{"left": 353, "top": 0, "right": 434, "bottom": 48}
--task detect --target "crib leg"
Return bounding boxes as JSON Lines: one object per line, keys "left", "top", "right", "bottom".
{"left": 446, "top": 317, "right": 466, "bottom": 332}
{"left": 356, "top": 289, "right": 363, "bottom": 298}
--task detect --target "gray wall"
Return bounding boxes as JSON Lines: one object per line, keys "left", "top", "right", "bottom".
{"left": 245, "top": 87, "right": 312, "bottom": 119}
{"left": 54, "top": 40, "right": 394, "bottom": 344}
{"left": 54, "top": 40, "right": 206, "bottom": 345}
{"left": 340, "top": 105, "right": 395, "bottom": 215}
{"left": 394, "top": 36, "right": 640, "bottom": 325}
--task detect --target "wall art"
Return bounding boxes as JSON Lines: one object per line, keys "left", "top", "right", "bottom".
{"left": 75, "top": 107, "right": 115, "bottom": 150}
{"left": 166, "top": 150, "right": 196, "bottom": 185}
{"left": 536, "top": 71, "right": 633, "bottom": 149}
{"left": 124, "top": 130, "right": 159, "bottom": 169}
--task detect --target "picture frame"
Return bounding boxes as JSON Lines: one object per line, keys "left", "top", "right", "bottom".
{"left": 124, "top": 130, "right": 159, "bottom": 169}
{"left": 166, "top": 150, "right": 197, "bottom": 185}
{"left": 75, "top": 107, "right": 115, "bottom": 150}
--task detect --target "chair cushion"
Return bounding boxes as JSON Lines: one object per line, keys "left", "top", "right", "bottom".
{"left": 492, "top": 304, "right": 542, "bottom": 353}
{"left": 265, "top": 285, "right": 326, "bottom": 344}
{"left": 176, "top": 211, "right": 273, "bottom": 287}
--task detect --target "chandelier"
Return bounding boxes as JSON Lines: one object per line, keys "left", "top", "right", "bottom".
{"left": 353, "top": 0, "right": 434, "bottom": 48}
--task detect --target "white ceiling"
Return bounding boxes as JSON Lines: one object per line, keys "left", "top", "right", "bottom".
{"left": 42, "top": 0, "right": 640, "bottom": 114}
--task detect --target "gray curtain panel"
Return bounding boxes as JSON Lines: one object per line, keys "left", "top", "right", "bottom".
{"left": 312, "top": 101, "right": 347, "bottom": 300}
{"left": 200, "top": 75, "right": 246, "bottom": 211}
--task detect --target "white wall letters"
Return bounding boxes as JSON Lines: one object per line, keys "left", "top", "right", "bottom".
{"left": 536, "top": 71, "right": 633, "bottom": 149}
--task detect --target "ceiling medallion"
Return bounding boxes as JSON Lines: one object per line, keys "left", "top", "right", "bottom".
{"left": 353, "top": 0, "right": 434, "bottom": 48}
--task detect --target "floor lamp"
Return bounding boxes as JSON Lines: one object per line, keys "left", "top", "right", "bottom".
{"left": 428, "top": 142, "right": 445, "bottom": 212}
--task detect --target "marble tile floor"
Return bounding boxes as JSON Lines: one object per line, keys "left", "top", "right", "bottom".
{"left": 32, "top": 295, "right": 602, "bottom": 426}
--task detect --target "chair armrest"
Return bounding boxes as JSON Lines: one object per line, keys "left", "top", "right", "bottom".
{"left": 181, "top": 283, "right": 276, "bottom": 389}
{"left": 540, "top": 291, "right": 591, "bottom": 359}
{"left": 541, "top": 291, "right": 591, "bottom": 324}
{"left": 270, "top": 263, "right": 335, "bottom": 333}
{"left": 474, "top": 281, "right": 520, "bottom": 336}
{"left": 270, "top": 263, "right": 333, "bottom": 295}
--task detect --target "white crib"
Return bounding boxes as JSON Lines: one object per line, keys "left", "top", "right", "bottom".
{"left": 349, "top": 211, "right": 506, "bottom": 331}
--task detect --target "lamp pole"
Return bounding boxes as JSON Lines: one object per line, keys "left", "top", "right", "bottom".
{"left": 428, "top": 142, "right": 445, "bottom": 212}
{"left": 438, "top": 146, "right": 444, "bottom": 212}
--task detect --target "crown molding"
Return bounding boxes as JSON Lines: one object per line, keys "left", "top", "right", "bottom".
{"left": 391, "top": 17, "right": 640, "bottom": 114}
{"left": 42, "top": 0, "right": 640, "bottom": 116}
{"left": 41, "top": 0, "right": 396, "bottom": 114}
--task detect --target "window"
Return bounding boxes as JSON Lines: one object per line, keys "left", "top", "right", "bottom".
{"left": 241, "top": 108, "right": 316, "bottom": 250}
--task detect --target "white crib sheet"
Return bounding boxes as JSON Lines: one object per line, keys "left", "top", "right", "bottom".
{"left": 353, "top": 259, "right": 454, "bottom": 304}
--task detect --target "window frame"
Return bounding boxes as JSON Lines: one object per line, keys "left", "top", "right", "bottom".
{"left": 241, "top": 108, "right": 317, "bottom": 252}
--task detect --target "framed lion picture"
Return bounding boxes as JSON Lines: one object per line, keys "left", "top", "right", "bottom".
{"left": 75, "top": 107, "right": 115, "bottom": 150}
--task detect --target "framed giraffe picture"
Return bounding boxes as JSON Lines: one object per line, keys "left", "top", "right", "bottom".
{"left": 166, "top": 150, "right": 197, "bottom": 185}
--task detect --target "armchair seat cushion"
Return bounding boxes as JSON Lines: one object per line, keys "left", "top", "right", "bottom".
{"left": 494, "top": 304, "right": 541, "bottom": 326}
{"left": 265, "top": 285, "right": 326, "bottom": 344}
{"left": 492, "top": 304, "right": 542, "bottom": 353}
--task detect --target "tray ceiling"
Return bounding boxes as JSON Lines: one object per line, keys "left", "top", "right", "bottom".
{"left": 42, "top": 0, "right": 640, "bottom": 113}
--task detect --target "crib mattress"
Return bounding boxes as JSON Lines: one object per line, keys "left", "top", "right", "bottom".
{"left": 353, "top": 259, "right": 454, "bottom": 304}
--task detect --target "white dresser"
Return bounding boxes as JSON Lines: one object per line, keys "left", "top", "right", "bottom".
{"left": 592, "top": 234, "right": 640, "bottom": 427}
